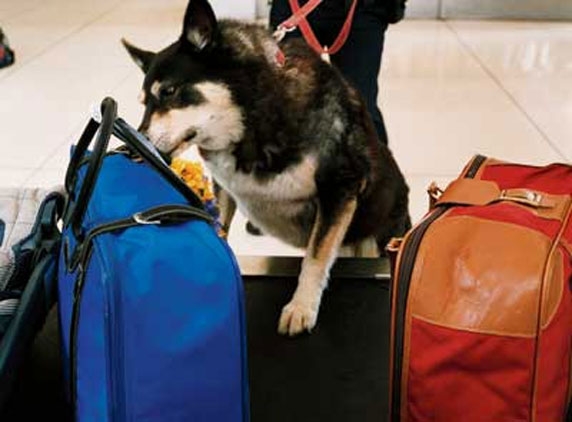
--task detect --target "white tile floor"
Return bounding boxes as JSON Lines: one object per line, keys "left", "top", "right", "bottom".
{"left": 0, "top": 1, "right": 570, "bottom": 256}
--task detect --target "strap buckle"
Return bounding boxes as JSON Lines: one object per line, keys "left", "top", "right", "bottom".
{"left": 499, "top": 189, "right": 543, "bottom": 207}
{"left": 133, "top": 212, "right": 161, "bottom": 225}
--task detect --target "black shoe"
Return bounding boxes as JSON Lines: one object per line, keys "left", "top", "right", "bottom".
{"left": 245, "top": 221, "right": 263, "bottom": 236}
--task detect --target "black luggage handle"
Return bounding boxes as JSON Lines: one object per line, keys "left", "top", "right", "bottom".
{"left": 64, "top": 97, "right": 117, "bottom": 238}
{"left": 63, "top": 97, "right": 204, "bottom": 238}
{"left": 111, "top": 117, "right": 204, "bottom": 210}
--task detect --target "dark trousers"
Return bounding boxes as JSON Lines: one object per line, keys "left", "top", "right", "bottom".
{"left": 270, "top": 0, "right": 390, "bottom": 145}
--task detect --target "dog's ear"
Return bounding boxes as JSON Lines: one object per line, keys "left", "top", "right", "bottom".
{"left": 181, "top": 0, "right": 218, "bottom": 51}
{"left": 121, "top": 38, "right": 155, "bottom": 73}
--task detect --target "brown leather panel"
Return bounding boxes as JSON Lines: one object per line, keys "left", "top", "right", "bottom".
{"left": 409, "top": 216, "right": 552, "bottom": 337}
{"left": 437, "top": 178, "right": 500, "bottom": 206}
{"left": 540, "top": 249, "right": 564, "bottom": 330}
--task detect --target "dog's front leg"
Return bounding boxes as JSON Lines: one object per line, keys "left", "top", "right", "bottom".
{"left": 278, "top": 197, "right": 358, "bottom": 336}
{"left": 214, "top": 182, "right": 236, "bottom": 238}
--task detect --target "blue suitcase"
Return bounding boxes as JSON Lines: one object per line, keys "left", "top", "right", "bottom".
{"left": 58, "top": 98, "right": 249, "bottom": 421}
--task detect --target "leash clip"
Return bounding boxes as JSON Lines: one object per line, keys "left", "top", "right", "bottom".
{"left": 273, "top": 24, "right": 296, "bottom": 43}
{"left": 320, "top": 46, "right": 331, "bottom": 64}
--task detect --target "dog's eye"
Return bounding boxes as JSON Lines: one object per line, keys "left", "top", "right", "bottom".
{"left": 161, "top": 86, "right": 177, "bottom": 98}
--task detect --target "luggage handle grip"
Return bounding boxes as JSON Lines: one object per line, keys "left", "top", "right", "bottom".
{"left": 64, "top": 97, "right": 117, "bottom": 238}
{"left": 430, "top": 178, "right": 569, "bottom": 220}
{"left": 63, "top": 97, "right": 204, "bottom": 239}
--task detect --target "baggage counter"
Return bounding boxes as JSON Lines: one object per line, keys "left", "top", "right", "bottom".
{"left": 240, "top": 256, "right": 391, "bottom": 422}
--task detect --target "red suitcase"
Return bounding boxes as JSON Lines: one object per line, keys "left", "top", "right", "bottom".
{"left": 388, "top": 155, "right": 572, "bottom": 421}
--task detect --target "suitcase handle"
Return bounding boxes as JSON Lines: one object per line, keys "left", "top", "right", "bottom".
{"left": 64, "top": 97, "right": 117, "bottom": 238}
{"left": 110, "top": 118, "right": 204, "bottom": 210}
{"left": 64, "top": 98, "right": 204, "bottom": 238}
{"left": 432, "top": 178, "right": 568, "bottom": 221}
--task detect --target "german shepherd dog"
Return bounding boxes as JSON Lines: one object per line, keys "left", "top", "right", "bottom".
{"left": 123, "top": 0, "right": 411, "bottom": 336}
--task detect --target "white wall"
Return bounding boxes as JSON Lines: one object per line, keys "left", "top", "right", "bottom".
{"left": 406, "top": 0, "right": 440, "bottom": 19}
{"left": 442, "top": 0, "right": 572, "bottom": 20}
{"left": 405, "top": 0, "right": 572, "bottom": 20}
{"left": 257, "top": 0, "right": 271, "bottom": 20}
{"left": 210, "top": 0, "right": 256, "bottom": 20}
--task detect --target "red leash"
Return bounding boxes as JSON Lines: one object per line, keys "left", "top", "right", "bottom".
{"left": 275, "top": 0, "right": 358, "bottom": 64}
{"left": 277, "top": 0, "right": 324, "bottom": 33}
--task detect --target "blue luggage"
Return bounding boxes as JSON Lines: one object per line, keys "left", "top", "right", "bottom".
{"left": 58, "top": 98, "right": 249, "bottom": 421}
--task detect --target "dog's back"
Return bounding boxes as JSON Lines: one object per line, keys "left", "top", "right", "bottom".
{"left": 212, "top": 22, "right": 411, "bottom": 251}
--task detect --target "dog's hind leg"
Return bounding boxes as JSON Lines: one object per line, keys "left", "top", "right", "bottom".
{"left": 354, "top": 237, "right": 380, "bottom": 257}
{"left": 338, "top": 237, "right": 379, "bottom": 257}
{"left": 214, "top": 182, "right": 236, "bottom": 238}
{"left": 374, "top": 188, "right": 412, "bottom": 255}
{"left": 278, "top": 197, "right": 358, "bottom": 336}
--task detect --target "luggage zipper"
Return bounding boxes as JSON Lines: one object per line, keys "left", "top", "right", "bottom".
{"left": 216, "top": 238, "right": 251, "bottom": 422}
{"left": 390, "top": 155, "right": 487, "bottom": 420}
{"left": 68, "top": 204, "right": 213, "bottom": 418}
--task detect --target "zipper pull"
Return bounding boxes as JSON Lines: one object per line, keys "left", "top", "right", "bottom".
{"left": 427, "top": 182, "right": 444, "bottom": 210}
{"left": 386, "top": 238, "right": 403, "bottom": 280}
{"left": 73, "top": 264, "right": 85, "bottom": 300}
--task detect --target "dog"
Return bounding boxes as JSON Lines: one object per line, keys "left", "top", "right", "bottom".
{"left": 123, "top": 0, "right": 411, "bottom": 336}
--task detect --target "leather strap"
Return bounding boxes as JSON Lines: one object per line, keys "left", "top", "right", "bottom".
{"left": 562, "top": 238, "right": 572, "bottom": 257}
{"left": 278, "top": 0, "right": 323, "bottom": 32}
{"left": 433, "top": 178, "right": 570, "bottom": 221}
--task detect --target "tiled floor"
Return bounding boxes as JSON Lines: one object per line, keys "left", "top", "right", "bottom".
{"left": 1, "top": 0, "right": 570, "bottom": 256}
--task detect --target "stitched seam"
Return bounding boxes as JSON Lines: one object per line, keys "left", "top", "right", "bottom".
{"left": 531, "top": 199, "right": 572, "bottom": 420}
{"left": 540, "top": 248, "right": 565, "bottom": 330}
{"left": 411, "top": 313, "right": 537, "bottom": 339}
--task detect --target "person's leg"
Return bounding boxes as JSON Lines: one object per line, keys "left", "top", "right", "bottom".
{"left": 270, "top": 0, "right": 294, "bottom": 30}
{"left": 331, "top": 9, "right": 389, "bottom": 145}
{"left": 270, "top": 1, "right": 389, "bottom": 145}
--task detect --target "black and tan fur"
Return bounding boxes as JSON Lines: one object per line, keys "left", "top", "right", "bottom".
{"left": 123, "top": 0, "right": 411, "bottom": 336}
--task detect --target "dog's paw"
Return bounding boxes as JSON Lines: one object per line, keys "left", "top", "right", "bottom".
{"left": 278, "top": 300, "right": 318, "bottom": 336}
